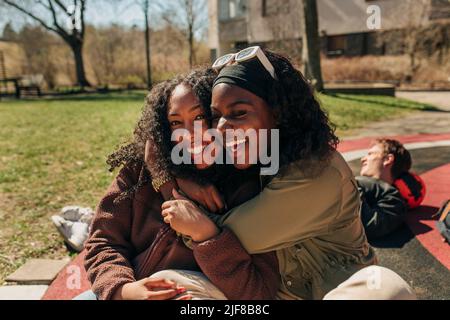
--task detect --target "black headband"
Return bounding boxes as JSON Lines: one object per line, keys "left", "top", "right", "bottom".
{"left": 212, "top": 59, "right": 275, "bottom": 102}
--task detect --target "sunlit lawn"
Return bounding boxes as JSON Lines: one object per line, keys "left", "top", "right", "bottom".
{"left": 0, "top": 91, "right": 436, "bottom": 283}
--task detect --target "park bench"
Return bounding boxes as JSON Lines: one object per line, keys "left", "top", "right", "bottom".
{"left": 17, "top": 74, "right": 44, "bottom": 98}
{"left": 0, "top": 74, "right": 44, "bottom": 98}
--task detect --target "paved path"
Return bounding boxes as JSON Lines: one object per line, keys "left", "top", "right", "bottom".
{"left": 344, "top": 91, "right": 450, "bottom": 140}
{"left": 396, "top": 91, "right": 450, "bottom": 110}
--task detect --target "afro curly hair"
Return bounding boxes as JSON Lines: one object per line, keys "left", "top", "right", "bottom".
{"left": 106, "top": 67, "right": 217, "bottom": 202}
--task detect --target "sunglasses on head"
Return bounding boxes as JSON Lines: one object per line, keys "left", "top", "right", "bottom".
{"left": 212, "top": 46, "right": 278, "bottom": 80}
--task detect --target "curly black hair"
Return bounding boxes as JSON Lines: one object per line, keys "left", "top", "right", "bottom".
{"left": 261, "top": 50, "right": 339, "bottom": 173}
{"left": 106, "top": 68, "right": 217, "bottom": 202}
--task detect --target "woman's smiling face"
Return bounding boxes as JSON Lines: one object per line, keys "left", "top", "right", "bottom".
{"left": 167, "top": 84, "right": 211, "bottom": 169}
{"left": 211, "top": 83, "right": 276, "bottom": 170}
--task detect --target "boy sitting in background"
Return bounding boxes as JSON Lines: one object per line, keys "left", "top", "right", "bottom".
{"left": 357, "top": 138, "right": 424, "bottom": 240}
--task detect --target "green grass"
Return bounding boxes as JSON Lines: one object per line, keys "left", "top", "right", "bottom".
{"left": 318, "top": 93, "right": 437, "bottom": 135}
{"left": 0, "top": 92, "right": 435, "bottom": 283}
{"left": 0, "top": 91, "right": 145, "bottom": 282}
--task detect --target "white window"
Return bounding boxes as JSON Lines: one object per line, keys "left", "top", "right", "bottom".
{"left": 219, "top": 0, "right": 246, "bottom": 20}
{"left": 219, "top": 0, "right": 230, "bottom": 20}
{"left": 235, "top": 0, "right": 247, "bottom": 17}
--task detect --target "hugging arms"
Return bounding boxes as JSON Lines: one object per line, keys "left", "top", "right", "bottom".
{"left": 84, "top": 47, "right": 414, "bottom": 300}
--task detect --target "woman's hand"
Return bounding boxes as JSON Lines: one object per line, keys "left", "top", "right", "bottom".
{"left": 176, "top": 178, "right": 226, "bottom": 213}
{"left": 162, "top": 189, "right": 220, "bottom": 242}
{"left": 112, "top": 277, "right": 191, "bottom": 300}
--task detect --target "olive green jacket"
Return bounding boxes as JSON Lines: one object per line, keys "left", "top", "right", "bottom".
{"left": 216, "top": 151, "right": 377, "bottom": 299}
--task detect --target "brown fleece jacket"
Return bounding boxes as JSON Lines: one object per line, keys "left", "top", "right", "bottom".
{"left": 84, "top": 163, "right": 280, "bottom": 300}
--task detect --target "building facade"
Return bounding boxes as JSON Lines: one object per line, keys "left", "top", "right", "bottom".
{"left": 208, "top": 0, "right": 450, "bottom": 61}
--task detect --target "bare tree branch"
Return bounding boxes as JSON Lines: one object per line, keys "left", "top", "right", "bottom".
{"left": 70, "top": 0, "right": 79, "bottom": 37}
{"left": 36, "top": 0, "right": 51, "bottom": 11}
{"left": 47, "top": 0, "right": 70, "bottom": 39}
{"left": 2, "top": 0, "right": 59, "bottom": 33}
{"left": 80, "top": 0, "right": 86, "bottom": 39}
{"left": 162, "top": 0, "right": 206, "bottom": 67}
{"left": 53, "top": 0, "right": 69, "bottom": 14}
{"left": 1, "top": 0, "right": 91, "bottom": 86}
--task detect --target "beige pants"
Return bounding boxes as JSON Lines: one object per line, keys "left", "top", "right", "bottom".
{"left": 150, "top": 269, "right": 228, "bottom": 300}
{"left": 150, "top": 266, "right": 416, "bottom": 300}
{"left": 323, "top": 266, "right": 416, "bottom": 300}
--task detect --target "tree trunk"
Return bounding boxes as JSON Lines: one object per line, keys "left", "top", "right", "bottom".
{"left": 188, "top": 27, "right": 194, "bottom": 68}
{"left": 71, "top": 41, "right": 90, "bottom": 87}
{"left": 144, "top": 7, "right": 152, "bottom": 90}
{"left": 301, "top": 0, "right": 324, "bottom": 92}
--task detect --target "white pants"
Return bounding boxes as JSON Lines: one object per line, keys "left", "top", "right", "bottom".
{"left": 322, "top": 265, "right": 416, "bottom": 300}
{"left": 149, "top": 266, "right": 416, "bottom": 300}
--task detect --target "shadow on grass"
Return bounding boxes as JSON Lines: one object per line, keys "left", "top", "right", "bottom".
{"left": 1, "top": 90, "right": 148, "bottom": 103}
{"left": 326, "top": 93, "right": 443, "bottom": 112}
{"left": 46, "top": 91, "right": 147, "bottom": 102}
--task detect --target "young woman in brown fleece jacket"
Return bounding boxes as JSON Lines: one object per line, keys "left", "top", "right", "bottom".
{"left": 81, "top": 68, "right": 280, "bottom": 300}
